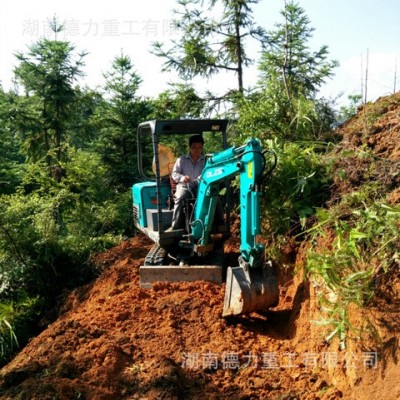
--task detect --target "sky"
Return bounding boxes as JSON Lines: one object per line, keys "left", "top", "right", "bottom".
{"left": 1, "top": 0, "right": 400, "bottom": 108}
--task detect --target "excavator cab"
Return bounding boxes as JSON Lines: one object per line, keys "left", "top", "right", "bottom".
{"left": 132, "top": 119, "right": 279, "bottom": 317}
{"left": 132, "top": 119, "right": 230, "bottom": 281}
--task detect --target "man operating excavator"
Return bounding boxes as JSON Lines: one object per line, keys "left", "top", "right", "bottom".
{"left": 168, "top": 134, "right": 205, "bottom": 231}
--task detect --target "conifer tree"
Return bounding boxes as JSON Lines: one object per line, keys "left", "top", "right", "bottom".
{"left": 238, "top": 1, "right": 338, "bottom": 140}
{"left": 153, "top": 0, "right": 266, "bottom": 111}
{"left": 13, "top": 17, "right": 87, "bottom": 181}
{"left": 94, "top": 53, "right": 151, "bottom": 188}
{"left": 259, "top": 0, "right": 338, "bottom": 100}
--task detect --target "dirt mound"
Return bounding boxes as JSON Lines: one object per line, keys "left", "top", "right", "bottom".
{"left": 328, "top": 93, "right": 400, "bottom": 204}
{"left": 336, "top": 92, "right": 400, "bottom": 160}
{"left": 0, "top": 234, "right": 398, "bottom": 399}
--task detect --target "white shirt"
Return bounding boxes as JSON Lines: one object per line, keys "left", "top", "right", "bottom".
{"left": 172, "top": 154, "right": 205, "bottom": 188}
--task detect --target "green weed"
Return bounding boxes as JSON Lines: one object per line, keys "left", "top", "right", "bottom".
{"left": 0, "top": 304, "right": 19, "bottom": 363}
{"left": 305, "top": 190, "right": 400, "bottom": 347}
{"left": 0, "top": 295, "right": 44, "bottom": 365}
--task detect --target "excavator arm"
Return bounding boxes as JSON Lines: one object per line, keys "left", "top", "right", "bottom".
{"left": 192, "top": 139, "right": 262, "bottom": 253}
{"left": 191, "top": 139, "right": 279, "bottom": 316}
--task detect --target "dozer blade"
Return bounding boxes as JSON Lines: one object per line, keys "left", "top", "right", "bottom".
{"left": 139, "top": 265, "right": 223, "bottom": 289}
{"left": 222, "top": 264, "right": 279, "bottom": 317}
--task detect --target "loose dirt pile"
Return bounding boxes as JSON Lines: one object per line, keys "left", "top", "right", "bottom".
{"left": 331, "top": 92, "right": 400, "bottom": 201}
{"left": 337, "top": 93, "right": 400, "bottom": 160}
{"left": 1, "top": 94, "right": 400, "bottom": 399}
{"left": 0, "top": 236, "right": 342, "bottom": 400}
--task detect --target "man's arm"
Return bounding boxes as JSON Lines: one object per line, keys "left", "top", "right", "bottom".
{"left": 171, "top": 156, "right": 189, "bottom": 183}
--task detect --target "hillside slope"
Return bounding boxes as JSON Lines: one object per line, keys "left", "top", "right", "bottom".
{"left": 1, "top": 94, "right": 400, "bottom": 399}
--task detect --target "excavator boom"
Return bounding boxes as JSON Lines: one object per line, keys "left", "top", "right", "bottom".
{"left": 192, "top": 138, "right": 279, "bottom": 316}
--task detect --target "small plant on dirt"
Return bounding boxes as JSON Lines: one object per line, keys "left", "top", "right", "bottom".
{"left": 338, "top": 94, "right": 362, "bottom": 122}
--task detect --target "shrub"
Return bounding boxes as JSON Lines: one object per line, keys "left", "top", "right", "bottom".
{"left": 261, "top": 139, "right": 332, "bottom": 237}
{"left": 305, "top": 189, "right": 400, "bottom": 348}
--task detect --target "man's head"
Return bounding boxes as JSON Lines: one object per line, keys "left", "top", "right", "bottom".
{"left": 189, "top": 135, "right": 204, "bottom": 147}
{"left": 189, "top": 134, "right": 204, "bottom": 161}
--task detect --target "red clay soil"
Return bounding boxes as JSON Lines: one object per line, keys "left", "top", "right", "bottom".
{"left": 336, "top": 92, "right": 400, "bottom": 160}
{"left": 0, "top": 233, "right": 399, "bottom": 400}
{"left": 330, "top": 92, "right": 400, "bottom": 201}
{"left": 1, "top": 93, "right": 400, "bottom": 399}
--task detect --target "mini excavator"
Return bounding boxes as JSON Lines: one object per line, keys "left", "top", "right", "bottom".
{"left": 131, "top": 119, "right": 279, "bottom": 316}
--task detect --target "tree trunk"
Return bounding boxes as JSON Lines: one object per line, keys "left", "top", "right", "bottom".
{"left": 234, "top": 3, "right": 244, "bottom": 94}
{"left": 282, "top": 0, "right": 291, "bottom": 100}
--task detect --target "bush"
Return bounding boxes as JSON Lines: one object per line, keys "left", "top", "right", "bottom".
{"left": 261, "top": 139, "right": 332, "bottom": 237}
{"left": 0, "top": 150, "right": 129, "bottom": 300}
{"left": 0, "top": 147, "right": 132, "bottom": 361}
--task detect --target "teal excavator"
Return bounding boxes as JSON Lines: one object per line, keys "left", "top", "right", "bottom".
{"left": 131, "top": 119, "right": 279, "bottom": 316}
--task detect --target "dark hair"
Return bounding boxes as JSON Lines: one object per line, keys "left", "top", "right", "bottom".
{"left": 189, "top": 134, "right": 204, "bottom": 146}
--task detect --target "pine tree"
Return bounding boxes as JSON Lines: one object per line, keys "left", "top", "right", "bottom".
{"left": 152, "top": 0, "right": 266, "bottom": 111}
{"left": 259, "top": 0, "right": 338, "bottom": 100}
{"left": 94, "top": 53, "right": 151, "bottom": 188}
{"left": 238, "top": 1, "right": 338, "bottom": 140}
{"left": 13, "top": 17, "right": 87, "bottom": 181}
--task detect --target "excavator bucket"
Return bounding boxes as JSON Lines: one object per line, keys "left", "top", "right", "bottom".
{"left": 222, "top": 263, "right": 279, "bottom": 317}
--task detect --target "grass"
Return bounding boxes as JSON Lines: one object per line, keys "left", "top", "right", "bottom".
{"left": 0, "top": 296, "right": 44, "bottom": 365}
{"left": 0, "top": 306, "right": 19, "bottom": 362}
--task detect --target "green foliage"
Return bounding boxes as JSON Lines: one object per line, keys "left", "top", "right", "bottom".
{"left": 59, "top": 148, "right": 134, "bottom": 237}
{"left": 259, "top": 1, "right": 338, "bottom": 100}
{"left": 238, "top": 90, "right": 337, "bottom": 141}
{"left": 150, "top": 84, "right": 206, "bottom": 119}
{"left": 0, "top": 90, "right": 24, "bottom": 195}
{"left": 13, "top": 18, "right": 87, "bottom": 180}
{"left": 253, "top": 139, "right": 332, "bottom": 239}
{"left": 0, "top": 316, "right": 18, "bottom": 364}
{"left": 0, "top": 296, "right": 43, "bottom": 365}
{"left": 153, "top": 0, "right": 266, "bottom": 110}
{"left": 305, "top": 189, "right": 400, "bottom": 347}
{"left": 93, "top": 54, "right": 152, "bottom": 188}
{"left": 237, "top": 0, "right": 338, "bottom": 141}
{"left": 338, "top": 94, "right": 363, "bottom": 122}
{"left": 0, "top": 148, "right": 126, "bottom": 301}
{"left": 67, "top": 87, "right": 104, "bottom": 149}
